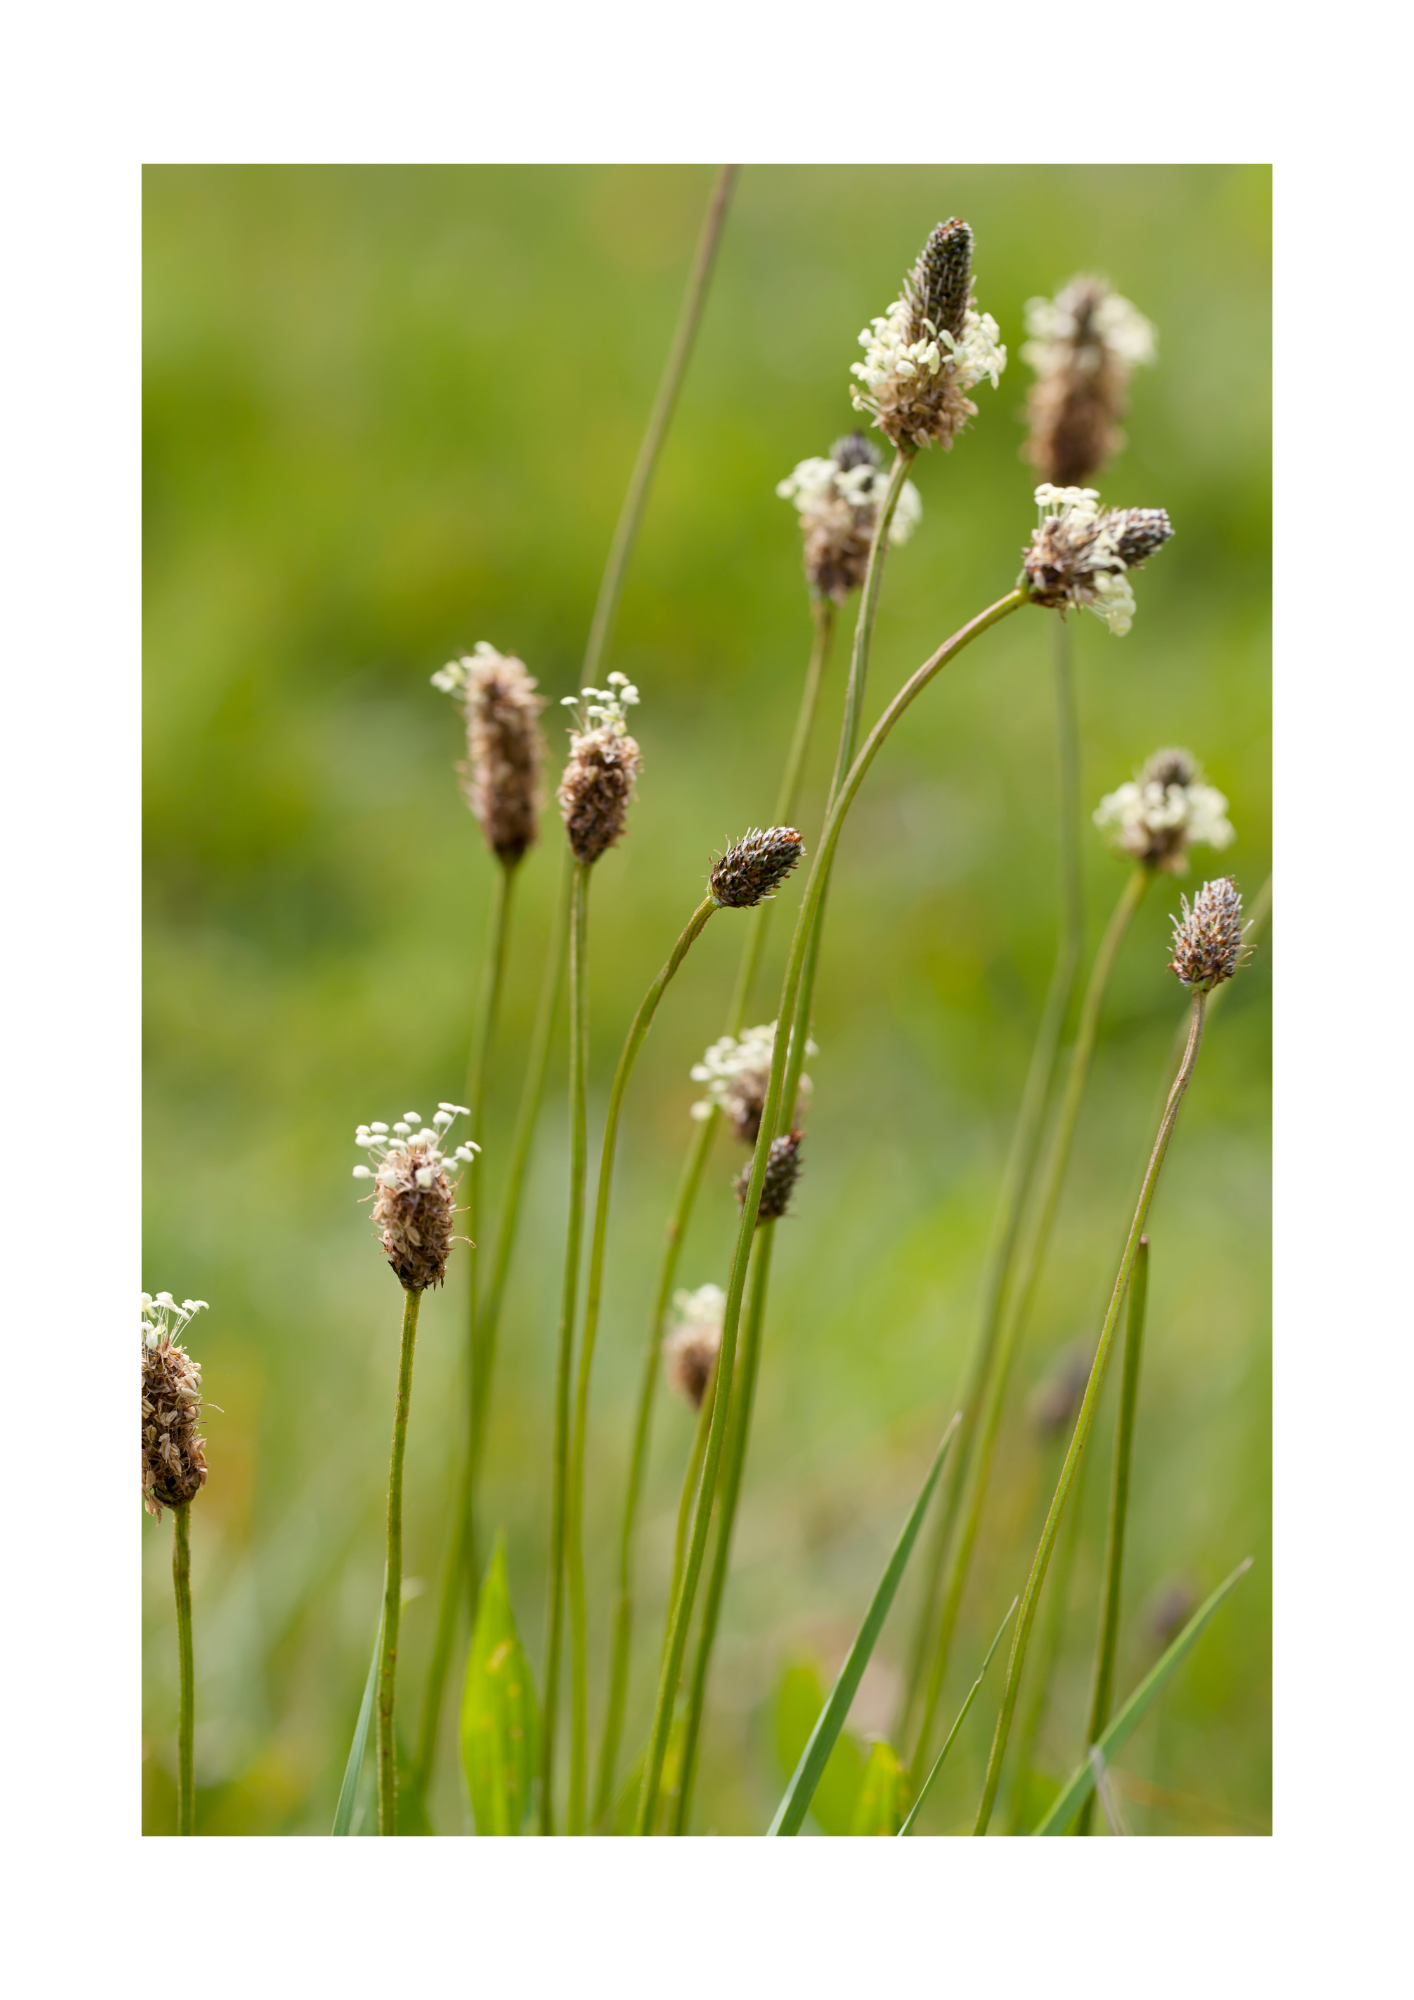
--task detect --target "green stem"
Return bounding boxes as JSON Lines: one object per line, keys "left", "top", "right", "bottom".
{"left": 911, "top": 864, "right": 1149, "bottom": 1773}
{"left": 636, "top": 588, "right": 1027, "bottom": 1832}
{"left": 899, "top": 614, "right": 1084, "bottom": 1743}
{"left": 566, "top": 893, "right": 717, "bottom": 1832}
{"left": 1002, "top": 1435, "right": 1091, "bottom": 1834}
{"left": 172, "top": 1503, "right": 194, "bottom": 1836}
{"left": 668, "top": 1369, "right": 715, "bottom": 1625}
{"left": 827, "top": 448, "right": 915, "bottom": 803}
{"left": 973, "top": 990, "right": 1208, "bottom": 1834}
{"left": 466, "top": 858, "right": 518, "bottom": 1357}
{"left": 378, "top": 1285, "right": 422, "bottom": 1835}
{"left": 580, "top": 166, "right": 738, "bottom": 687}
{"left": 1075, "top": 1233, "right": 1150, "bottom": 1836}
{"left": 672, "top": 1219, "right": 776, "bottom": 1833}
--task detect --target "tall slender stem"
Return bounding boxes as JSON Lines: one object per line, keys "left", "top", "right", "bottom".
{"left": 1002, "top": 1437, "right": 1091, "bottom": 1834}
{"left": 672, "top": 1219, "right": 776, "bottom": 1833}
{"left": 636, "top": 589, "right": 1027, "bottom": 1832}
{"left": 667, "top": 1370, "right": 715, "bottom": 1628}
{"left": 378, "top": 1284, "right": 422, "bottom": 1835}
{"left": 580, "top": 166, "right": 738, "bottom": 687}
{"left": 827, "top": 450, "right": 914, "bottom": 804}
{"left": 973, "top": 992, "right": 1207, "bottom": 1833}
{"left": 1076, "top": 1232, "right": 1149, "bottom": 1836}
{"left": 912, "top": 865, "right": 1148, "bottom": 1769}
{"left": 566, "top": 893, "right": 717, "bottom": 1831}
{"left": 466, "top": 858, "right": 518, "bottom": 1352}
{"left": 172, "top": 1503, "right": 194, "bottom": 1836}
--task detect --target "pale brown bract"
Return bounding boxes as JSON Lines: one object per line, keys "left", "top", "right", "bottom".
{"left": 457, "top": 649, "right": 546, "bottom": 865}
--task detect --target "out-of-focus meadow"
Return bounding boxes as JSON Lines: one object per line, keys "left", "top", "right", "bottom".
{"left": 143, "top": 164, "right": 1270, "bottom": 1835}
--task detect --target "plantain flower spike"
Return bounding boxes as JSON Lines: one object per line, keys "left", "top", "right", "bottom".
{"left": 662, "top": 1283, "right": 726, "bottom": 1410}
{"left": 141, "top": 1294, "right": 209, "bottom": 1519}
{"left": 556, "top": 672, "right": 643, "bottom": 866}
{"left": 353, "top": 1105, "right": 481, "bottom": 1291}
{"left": 850, "top": 219, "right": 1006, "bottom": 453}
{"left": 1093, "top": 747, "right": 1235, "bottom": 874}
{"left": 1168, "top": 876, "right": 1249, "bottom": 993}
{"left": 431, "top": 642, "right": 546, "bottom": 866}
{"left": 736, "top": 1128, "right": 804, "bottom": 1224}
{"left": 776, "top": 433, "right": 922, "bottom": 601}
{"left": 710, "top": 826, "right": 804, "bottom": 909}
{"left": 1022, "top": 276, "right": 1156, "bottom": 488}
{"left": 690, "top": 1021, "right": 815, "bottom": 1146}
{"left": 1022, "top": 484, "right": 1173, "bottom": 636}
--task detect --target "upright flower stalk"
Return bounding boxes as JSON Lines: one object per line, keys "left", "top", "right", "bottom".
{"left": 142, "top": 1291, "right": 209, "bottom": 1836}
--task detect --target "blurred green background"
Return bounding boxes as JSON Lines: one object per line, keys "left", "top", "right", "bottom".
{"left": 143, "top": 164, "right": 1270, "bottom": 1836}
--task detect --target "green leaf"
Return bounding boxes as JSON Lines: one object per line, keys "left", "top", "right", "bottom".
{"left": 460, "top": 1532, "right": 540, "bottom": 1835}
{"left": 899, "top": 1595, "right": 1016, "bottom": 1835}
{"left": 768, "top": 1415, "right": 960, "bottom": 1837}
{"left": 1032, "top": 1557, "right": 1253, "bottom": 1836}
{"left": 332, "top": 1605, "right": 383, "bottom": 1835}
{"left": 773, "top": 1661, "right": 866, "bottom": 1835}
{"left": 851, "top": 1741, "right": 905, "bottom": 1835}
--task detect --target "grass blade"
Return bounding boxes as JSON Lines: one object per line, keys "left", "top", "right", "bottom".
{"left": 461, "top": 1532, "right": 540, "bottom": 1835}
{"left": 1032, "top": 1557, "right": 1253, "bottom": 1836}
{"left": 332, "top": 1605, "right": 384, "bottom": 1835}
{"left": 899, "top": 1595, "right": 1017, "bottom": 1835}
{"left": 768, "top": 1414, "right": 959, "bottom": 1837}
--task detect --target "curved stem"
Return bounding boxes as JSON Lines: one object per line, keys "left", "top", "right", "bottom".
{"left": 1076, "top": 1232, "right": 1149, "bottom": 1836}
{"left": 636, "top": 589, "right": 1027, "bottom": 1831}
{"left": 172, "top": 1503, "right": 194, "bottom": 1836}
{"left": 672, "top": 1219, "right": 776, "bottom": 1833}
{"left": 377, "top": 1285, "right": 422, "bottom": 1835}
{"left": 911, "top": 864, "right": 1148, "bottom": 1770}
{"left": 566, "top": 893, "right": 717, "bottom": 1832}
{"left": 540, "top": 859, "right": 591, "bottom": 1835}
{"left": 973, "top": 991, "right": 1207, "bottom": 1834}
{"left": 580, "top": 166, "right": 738, "bottom": 687}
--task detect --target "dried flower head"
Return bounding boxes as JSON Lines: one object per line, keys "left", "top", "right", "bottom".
{"left": 1022, "top": 484, "right": 1173, "bottom": 636}
{"left": 850, "top": 220, "right": 1006, "bottom": 453}
{"left": 776, "top": 433, "right": 923, "bottom": 601}
{"left": 710, "top": 826, "right": 804, "bottom": 909}
{"left": 353, "top": 1104, "right": 480, "bottom": 1291}
{"left": 1022, "top": 277, "right": 1156, "bottom": 488}
{"left": 557, "top": 672, "right": 643, "bottom": 866}
{"left": 690, "top": 1021, "right": 815, "bottom": 1145}
{"left": 1029, "top": 1338, "right": 1092, "bottom": 1439}
{"left": 735, "top": 1128, "right": 804, "bottom": 1224}
{"left": 1093, "top": 747, "right": 1235, "bottom": 874}
{"left": 662, "top": 1283, "right": 726, "bottom": 1410}
{"left": 141, "top": 1293, "right": 209, "bottom": 1519}
{"left": 1168, "top": 876, "right": 1248, "bottom": 993}
{"left": 431, "top": 642, "right": 546, "bottom": 865}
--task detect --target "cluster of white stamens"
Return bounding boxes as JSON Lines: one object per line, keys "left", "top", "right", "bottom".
{"left": 850, "top": 298, "right": 1006, "bottom": 408}
{"left": 689, "top": 1021, "right": 815, "bottom": 1123}
{"left": 141, "top": 1292, "right": 208, "bottom": 1352}
{"left": 1033, "top": 485, "right": 1137, "bottom": 635}
{"left": 431, "top": 639, "right": 509, "bottom": 698}
{"left": 560, "top": 670, "right": 640, "bottom": 735}
{"left": 352, "top": 1104, "right": 480, "bottom": 1189}
{"left": 775, "top": 457, "right": 923, "bottom": 546}
{"left": 1022, "top": 287, "right": 1156, "bottom": 373}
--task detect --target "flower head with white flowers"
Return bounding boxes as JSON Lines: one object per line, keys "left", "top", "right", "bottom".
{"left": 1094, "top": 748, "right": 1235, "bottom": 875}
{"left": 663, "top": 1283, "right": 727, "bottom": 1410}
{"left": 1022, "top": 276, "right": 1156, "bottom": 487}
{"left": 353, "top": 1105, "right": 479, "bottom": 1291}
{"left": 690, "top": 1021, "right": 815, "bottom": 1146}
{"left": 1021, "top": 484, "right": 1173, "bottom": 637}
{"left": 776, "top": 433, "right": 922, "bottom": 601}
{"left": 557, "top": 673, "right": 644, "bottom": 865}
{"left": 141, "top": 1292, "right": 209, "bottom": 1518}
{"left": 559, "top": 671, "right": 640, "bottom": 737}
{"left": 849, "top": 220, "right": 1006, "bottom": 453}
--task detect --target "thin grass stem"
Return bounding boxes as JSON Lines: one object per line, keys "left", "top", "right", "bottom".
{"left": 1001, "top": 1435, "right": 1091, "bottom": 1834}
{"left": 173, "top": 1502, "right": 195, "bottom": 1836}
{"left": 377, "top": 1284, "right": 422, "bottom": 1835}
{"left": 667, "top": 1369, "right": 715, "bottom": 1628}
{"left": 898, "top": 1596, "right": 1016, "bottom": 1834}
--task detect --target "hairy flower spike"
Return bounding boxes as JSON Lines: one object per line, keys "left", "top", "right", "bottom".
{"left": 690, "top": 1021, "right": 815, "bottom": 1145}
{"left": 1022, "top": 485, "right": 1174, "bottom": 636}
{"left": 776, "top": 434, "right": 922, "bottom": 601}
{"left": 710, "top": 827, "right": 804, "bottom": 909}
{"left": 1093, "top": 747, "right": 1235, "bottom": 874}
{"left": 662, "top": 1283, "right": 726, "bottom": 1410}
{"left": 432, "top": 642, "right": 546, "bottom": 865}
{"left": 1168, "top": 876, "right": 1248, "bottom": 993}
{"left": 850, "top": 219, "right": 1006, "bottom": 452}
{"left": 557, "top": 672, "right": 643, "bottom": 866}
{"left": 736, "top": 1128, "right": 804, "bottom": 1224}
{"left": 353, "top": 1106, "right": 479, "bottom": 1290}
{"left": 1022, "top": 276, "right": 1156, "bottom": 487}
{"left": 141, "top": 1294, "right": 209, "bottom": 1519}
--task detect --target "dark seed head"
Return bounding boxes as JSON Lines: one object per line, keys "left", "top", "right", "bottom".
{"left": 735, "top": 1128, "right": 804, "bottom": 1225}
{"left": 710, "top": 827, "right": 804, "bottom": 909}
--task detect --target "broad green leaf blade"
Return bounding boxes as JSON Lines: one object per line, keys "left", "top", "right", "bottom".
{"left": 460, "top": 1532, "right": 540, "bottom": 1835}
{"left": 332, "top": 1606, "right": 384, "bottom": 1835}
{"left": 851, "top": 1741, "right": 905, "bottom": 1835}
{"left": 773, "top": 1662, "right": 866, "bottom": 1836}
{"left": 768, "top": 1414, "right": 960, "bottom": 1837}
{"left": 899, "top": 1595, "right": 1017, "bottom": 1834}
{"left": 1033, "top": 1557, "right": 1252, "bottom": 1836}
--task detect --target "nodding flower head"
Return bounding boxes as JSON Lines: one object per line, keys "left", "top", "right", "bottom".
{"left": 1093, "top": 747, "right": 1235, "bottom": 874}
{"left": 690, "top": 1021, "right": 815, "bottom": 1146}
{"left": 141, "top": 1293, "right": 209, "bottom": 1519}
{"left": 736, "top": 1128, "right": 804, "bottom": 1225}
{"left": 710, "top": 826, "right": 804, "bottom": 909}
{"left": 1168, "top": 876, "right": 1249, "bottom": 994}
{"left": 353, "top": 1105, "right": 480, "bottom": 1291}
{"left": 849, "top": 219, "right": 1006, "bottom": 453}
{"left": 557, "top": 672, "right": 643, "bottom": 866}
{"left": 662, "top": 1283, "right": 726, "bottom": 1411}
{"left": 431, "top": 642, "right": 546, "bottom": 866}
{"left": 1021, "top": 485, "right": 1173, "bottom": 636}
{"left": 1022, "top": 276, "right": 1156, "bottom": 488}
{"left": 776, "top": 432, "right": 923, "bottom": 601}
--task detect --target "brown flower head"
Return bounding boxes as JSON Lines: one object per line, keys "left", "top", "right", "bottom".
{"left": 662, "top": 1284, "right": 725, "bottom": 1411}
{"left": 1093, "top": 747, "right": 1235, "bottom": 875}
{"left": 556, "top": 673, "right": 643, "bottom": 866}
{"left": 776, "top": 433, "right": 923, "bottom": 601}
{"left": 1022, "top": 485, "right": 1173, "bottom": 636}
{"left": 141, "top": 1294, "right": 209, "bottom": 1519}
{"left": 690, "top": 1021, "right": 814, "bottom": 1146}
{"left": 1022, "top": 276, "right": 1156, "bottom": 488}
{"left": 1168, "top": 876, "right": 1248, "bottom": 994}
{"left": 432, "top": 643, "right": 546, "bottom": 865}
{"left": 849, "top": 220, "right": 1007, "bottom": 453}
{"left": 710, "top": 826, "right": 804, "bottom": 909}
{"left": 353, "top": 1104, "right": 480, "bottom": 1291}
{"left": 735, "top": 1128, "right": 804, "bottom": 1224}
